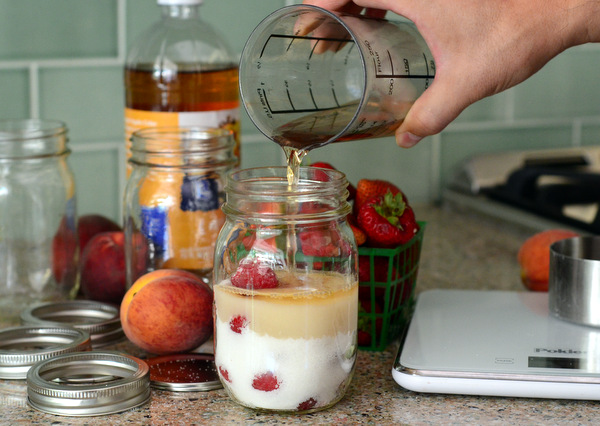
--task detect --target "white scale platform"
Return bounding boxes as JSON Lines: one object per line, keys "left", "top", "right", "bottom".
{"left": 393, "top": 289, "right": 600, "bottom": 400}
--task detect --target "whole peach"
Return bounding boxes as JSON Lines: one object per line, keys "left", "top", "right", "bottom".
{"left": 120, "top": 271, "right": 213, "bottom": 355}
{"left": 80, "top": 231, "right": 128, "bottom": 304}
{"left": 78, "top": 214, "right": 122, "bottom": 254}
{"left": 121, "top": 269, "right": 200, "bottom": 312}
{"left": 54, "top": 214, "right": 120, "bottom": 285}
{"left": 518, "top": 229, "right": 579, "bottom": 292}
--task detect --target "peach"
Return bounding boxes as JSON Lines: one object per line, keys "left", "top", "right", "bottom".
{"left": 78, "top": 214, "right": 121, "bottom": 254}
{"left": 120, "top": 270, "right": 213, "bottom": 355}
{"left": 80, "top": 231, "right": 127, "bottom": 304}
{"left": 52, "top": 216, "right": 78, "bottom": 285}
{"left": 121, "top": 269, "right": 200, "bottom": 311}
{"left": 53, "top": 214, "right": 121, "bottom": 285}
{"left": 518, "top": 229, "right": 579, "bottom": 292}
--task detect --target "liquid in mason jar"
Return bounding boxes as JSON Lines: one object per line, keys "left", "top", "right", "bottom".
{"left": 214, "top": 270, "right": 357, "bottom": 412}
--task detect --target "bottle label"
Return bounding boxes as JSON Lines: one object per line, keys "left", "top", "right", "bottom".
{"left": 138, "top": 173, "right": 225, "bottom": 272}
{"left": 124, "top": 108, "right": 241, "bottom": 167}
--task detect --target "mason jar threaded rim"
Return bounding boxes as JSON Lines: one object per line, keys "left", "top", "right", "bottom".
{"left": 222, "top": 166, "right": 351, "bottom": 223}
{"left": 129, "top": 126, "right": 236, "bottom": 168}
{"left": 0, "top": 119, "right": 69, "bottom": 159}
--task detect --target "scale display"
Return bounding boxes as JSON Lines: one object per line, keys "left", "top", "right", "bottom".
{"left": 393, "top": 289, "right": 600, "bottom": 400}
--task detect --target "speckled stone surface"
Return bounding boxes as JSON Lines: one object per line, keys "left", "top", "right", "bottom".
{"left": 3, "top": 204, "right": 600, "bottom": 425}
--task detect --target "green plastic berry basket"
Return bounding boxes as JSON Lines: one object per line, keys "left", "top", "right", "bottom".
{"left": 357, "top": 221, "right": 425, "bottom": 351}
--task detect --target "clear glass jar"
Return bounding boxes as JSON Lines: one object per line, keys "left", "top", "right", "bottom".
{"left": 213, "top": 166, "right": 358, "bottom": 413}
{"left": 123, "top": 127, "right": 236, "bottom": 287}
{"left": 0, "top": 119, "right": 77, "bottom": 323}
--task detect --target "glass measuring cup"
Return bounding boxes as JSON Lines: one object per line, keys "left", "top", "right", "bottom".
{"left": 239, "top": 5, "right": 435, "bottom": 151}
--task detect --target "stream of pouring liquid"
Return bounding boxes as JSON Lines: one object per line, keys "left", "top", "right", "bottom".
{"left": 282, "top": 146, "right": 308, "bottom": 270}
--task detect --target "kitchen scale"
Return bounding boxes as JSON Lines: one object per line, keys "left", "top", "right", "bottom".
{"left": 393, "top": 289, "right": 600, "bottom": 400}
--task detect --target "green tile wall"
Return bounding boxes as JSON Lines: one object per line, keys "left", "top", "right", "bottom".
{"left": 1, "top": 0, "right": 599, "bottom": 223}
{"left": 70, "top": 149, "right": 122, "bottom": 220}
{"left": 582, "top": 122, "right": 600, "bottom": 146}
{"left": 39, "top": 67, "right": 125, "bottom": 142}
{"left": 0, "top": 0, "right": 118, "bottom": 60}
{"left": 0, "top": 69, "right": 29, "bottom": 118}
{"left": 513, "top": 47, "right": 600, "bottom": 119}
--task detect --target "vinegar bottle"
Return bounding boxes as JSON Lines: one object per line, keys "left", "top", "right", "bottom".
{"left": 124, "top": 0, "right": 240, "bottom": 173}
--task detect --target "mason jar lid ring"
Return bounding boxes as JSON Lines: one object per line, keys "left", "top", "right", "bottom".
{"left": 27, "top": 351, "right": 150, "bottom": 416}
{"left": 21, "top": 300, "right": 124, "bottom": 348}
{"left": 0, "top": 326, "right": 91, "bottom": 380}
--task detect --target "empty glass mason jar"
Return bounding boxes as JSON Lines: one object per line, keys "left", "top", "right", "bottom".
{"left": 0, "top": 119, "right": 77, "bottom": 322}
{"left": 124, "top": 127, "right": 236, "bottom": 287}
{"left": 213, "top": 166, "right": 358, "bottom": 413}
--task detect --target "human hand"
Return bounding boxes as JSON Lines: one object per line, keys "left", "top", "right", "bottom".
{"left": 304, "top": 0, "right": 600, "bottom": 147}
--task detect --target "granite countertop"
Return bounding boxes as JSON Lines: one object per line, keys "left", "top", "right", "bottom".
{"left": 3, "top": 204, "right": 600, "bottom": 425}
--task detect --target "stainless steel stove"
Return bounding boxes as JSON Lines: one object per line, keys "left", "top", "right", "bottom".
{"left": 443, "top": 146, "right": 600, "bottom": 234}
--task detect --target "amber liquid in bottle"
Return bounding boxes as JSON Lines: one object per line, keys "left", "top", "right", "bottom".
{"left": 125, "top": 66, "right": 239, "bottom": 112}
{"left": 124, "top": 65, "right": 240, "bottom": 163}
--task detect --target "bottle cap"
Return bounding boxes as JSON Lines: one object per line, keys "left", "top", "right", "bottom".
{"left": 20, "top": 300, "right": 124, "bottom": 348}
{"left": 27, "top": 351, "right": 150, "bottom": 416}
{"left": 146, "top": 353, "right": 222, "bottom": 392}
{"left": 0, "top": 326, "right": 91, "bottom": 380}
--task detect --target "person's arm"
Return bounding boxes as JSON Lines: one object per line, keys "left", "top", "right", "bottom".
{"left": 304, "top": 0, "right": 600, "bottom": 147}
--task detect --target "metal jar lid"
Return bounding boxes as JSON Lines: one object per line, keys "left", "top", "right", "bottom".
{"left": 27, "top": 351, "right": 150, "bottom": 416}
{"left": 146, "top": 353, "right": 222, "bottom": 392}
{"left": 21, "top": 300, "right": 124, "bottom": 348}
{"left": 0, "top": 326, "right": 91, "bottom": 380}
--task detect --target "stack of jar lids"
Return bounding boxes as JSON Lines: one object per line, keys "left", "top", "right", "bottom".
{"left": 26, "top": 351, "right": 150, "bottom": 416}
{"left": 0, "top": 326, "right": 151, "bottom": 416}
{"left": 20, "top": 300, "right": 124, "bottom": 348}
{"left": 0, "top": 301, "right": 222, "bottom": 416}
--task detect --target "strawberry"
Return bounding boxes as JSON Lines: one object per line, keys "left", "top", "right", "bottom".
{"left": 299, "top": 227, "right": 340, "bottom": 257}
{"left": 311, "top": 161, "right": 336, "bottom": 182}
{"left": 350, "top": 223, "right": 367, "bottom": 246}
{"left": 357, "top": 192, "right": 419, "bottom": 247}
{"left": 299, "top": 201, "right": 328, "bottom": 215}
{"left": 354, "top": 179, "right": 402, "bottom": 214}
{"left": 310, "top": 161, "right": 356, "bottom": 200}
{"left": 229, "top": 315, "right": 248, "bottom": 334}
{"left": 297, "top": 397, "right": 318, "bottom": 411}
{"left": 357, "top": 298, "right": 382, "bottom": 346}
{"left": 252, "top": 371, "right": 280, "bottom": 391}
{"left": 241, "top": 232, "right": 256, "bottom": 251}
{"left": 358, "top": 255, "right": 398, "bottom": 282}
{"left": 231, "top": 259, "right": 279, "bottom": 289}
{"left": 357, "top": 330, "right": 373, "bottom": 346}
{"left": 347, "top": 214, "right": 366, "bottom": 246}
{"left": 219, "top": 366, "right": 231, "bottom": 383}
{"left": 311, "top": 161, "right": 335, "bottom": 169}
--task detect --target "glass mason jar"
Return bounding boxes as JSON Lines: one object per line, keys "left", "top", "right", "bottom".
{"left": 123, "top": 127, "right": 236, "bottom": 287}
{"left": 213, "top": 166, "right": 358, "bottom": 413}
{"left": 0, "top": 119, "right": 77, "bottom": 322}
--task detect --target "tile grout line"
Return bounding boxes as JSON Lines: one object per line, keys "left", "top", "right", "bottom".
{"left": 0, "top": 58, "right": 122, "bottom": 69}
{"left": 117, "top": 0, "right": 128, "bottom": 219}
{"left": 117, "top": 0, "right": 127, "bottom": 63}
{"left": 28, "top": 62, "right": 39, "bottom": 118}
